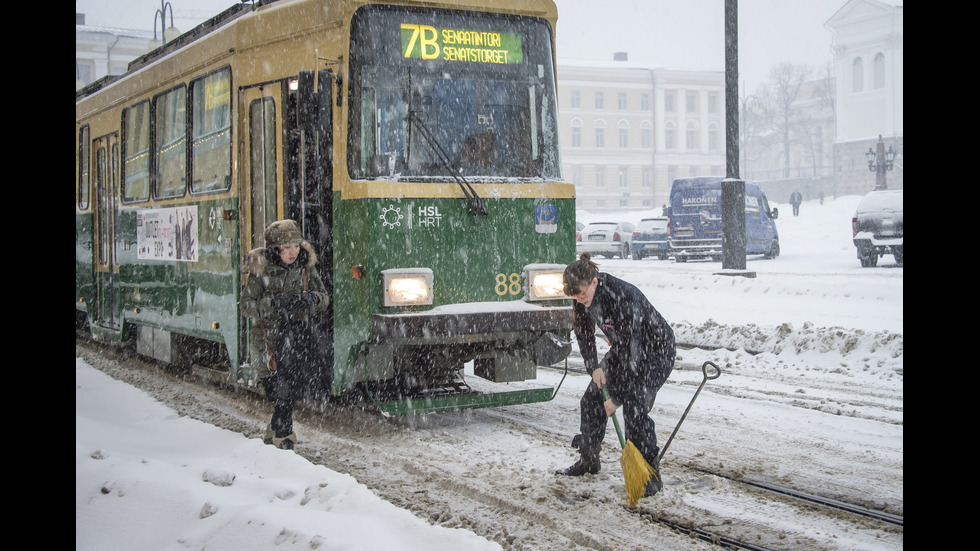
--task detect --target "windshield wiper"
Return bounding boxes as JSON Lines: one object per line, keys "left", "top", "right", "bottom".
{"left": 408, "top": 110, "right": 488, "bottom": 217}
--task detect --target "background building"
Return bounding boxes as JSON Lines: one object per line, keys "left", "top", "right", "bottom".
{"left": 558, "top": 56, "right": 724, "bottom": 213}
{"left": 826, "top": 0, "right": 903, "bottom": 194}
{"left": 75, "top": 13, "right": 155, "bottom": 90}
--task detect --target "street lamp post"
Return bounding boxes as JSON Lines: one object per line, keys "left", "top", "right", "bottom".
{"left": 866, "top": 134, "right": 896, "bottom": 190}
{"left": 154, "top": 1, "right": 175, "bottom": 44}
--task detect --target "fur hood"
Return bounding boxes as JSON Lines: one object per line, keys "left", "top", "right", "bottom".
{"left": 243, "top": 241, "right": 318, "bottom": 277}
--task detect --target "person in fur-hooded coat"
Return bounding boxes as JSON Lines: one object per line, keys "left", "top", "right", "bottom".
{"left": 240, "top": 219, "right": 330, "bottom": 449}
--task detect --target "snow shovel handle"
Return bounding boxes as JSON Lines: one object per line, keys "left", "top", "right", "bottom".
{"left": 602, "top": 387, "right": 627, "bottom": 449}
{"left": 659, "top": 361, "right": 721, "bottom": 461}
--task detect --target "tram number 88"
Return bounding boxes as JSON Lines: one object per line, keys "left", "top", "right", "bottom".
{"left": 494, "top": 273, "right": 522, "bottom": 296}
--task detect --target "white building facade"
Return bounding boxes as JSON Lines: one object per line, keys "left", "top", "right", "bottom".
{"left": 558, "top": 57, "right": 724, "bottom": 212}
{"left": 826, "top": 0, "right": 903, "bottom": 193}
{"left": 76, "top": 13, "right": 158, "bottom": 91}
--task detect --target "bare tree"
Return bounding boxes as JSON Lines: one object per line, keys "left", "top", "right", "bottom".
{"left": 767, "top": 61, "right": 811, "bottom": 178}
{"left": 740, "top": 61, "right": 834, "bottom": 182}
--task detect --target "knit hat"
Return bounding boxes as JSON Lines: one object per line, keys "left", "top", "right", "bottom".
{"left": 265, "top": 219, "right": 303, "bottom": 249}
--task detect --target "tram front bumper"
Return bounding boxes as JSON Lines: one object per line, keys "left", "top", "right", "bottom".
{"left": 366, "top": 303, "right": 573, "bottom": 383}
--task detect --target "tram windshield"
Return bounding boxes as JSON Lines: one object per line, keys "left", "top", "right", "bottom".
{"left": 348, "top": 6, "right": 561, "bottom": 181}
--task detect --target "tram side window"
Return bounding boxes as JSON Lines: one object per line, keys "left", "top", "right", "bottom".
{"left": 155, "top": 86, "right": 188, "bottom": 199}
{"left": 191, "top": 68, "right": 232, "bottom": 193}
{"left": 78, "top": 125, "right": 90, "bottom": 209}
{"left": 122, "top": 101, "right": 151, "bottom": 203}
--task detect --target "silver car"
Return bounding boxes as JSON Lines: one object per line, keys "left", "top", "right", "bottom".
{"left": 576, "top": 221, "right": 636, "bottom": 259}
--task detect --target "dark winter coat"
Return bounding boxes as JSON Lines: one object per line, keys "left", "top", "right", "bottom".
{"left": 573, "top": 273, "right": 675, "bottom": 406}
{"left": 241, "top": 242, "right": 331, "bottom": 402}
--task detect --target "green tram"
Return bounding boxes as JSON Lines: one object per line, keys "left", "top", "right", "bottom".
{"left": 75, "top": 0, "right": 576, "bottom": 415}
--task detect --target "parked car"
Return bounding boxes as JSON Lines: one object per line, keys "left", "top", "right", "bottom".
{"left": 631, "top": 217, "right": 670, "bottom": 260}
{"left": 576, "top": 221, "right": 585, "bottom": 242}
{"left": 852, "top": 189, "right": 903, "bottom": 267}
{"left": 668, "top": 177, "right": 780, "bottom": 262}
{"left": 576, "top": 221, "right": 635, "bottom": 259}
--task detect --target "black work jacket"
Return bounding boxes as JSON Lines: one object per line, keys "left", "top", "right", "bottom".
{"left": 573, "top": 273, "right": 675, "bottom": 403}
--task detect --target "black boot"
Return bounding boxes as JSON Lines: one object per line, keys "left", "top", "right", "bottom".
{"left": 643, "top": 456, "right": 663, "bottom": 497}
{"left": 557, "top": 446, "right": 600, "bottom": 476}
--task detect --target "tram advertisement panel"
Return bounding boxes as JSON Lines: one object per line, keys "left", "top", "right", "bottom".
{"left": 137, "top": 206, "right": 199, "bottom": 262}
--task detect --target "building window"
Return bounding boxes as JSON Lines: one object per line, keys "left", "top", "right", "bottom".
{"left": 76, "top": 61, "right": 94, "bottom": 87}
{"left": 571, "top": 118, "right": 583, "bottom": 147}
{"left": 571, "top": 165, "right": 582, "bottom": 187}
{"left": 873, "top": 53, "right": 885, "bottom": 89}
{"left": 686, "top": 122, "right": 698, "bottom": 150}
{"left": 595, "top": 91, "right": 604, "bottom": 109}
{"left": 708, "top": 93, "right": 718, "bottom": 114}
{"left": 641, "top": 121, "right": 652, "bottom": 149}
{"left": 641, "top": 93, "right": 650, "bottom": 111}
{"left": 665, "top": 123, "right": 675, "bottom": 149}
{"left": 642, "top": 167, "right": 651, "bottom": 188}
{"left": 665, "top": 92, "right": 674, "bottom": 112}
{"left": 618, "top": 92, "right": 627, "bottom": 110}
{"left": 596, "top": 166, "right": 605, "bottom": 187}
{"left": 852, "top": 57, "right": 864, "bottom": 93}
{"left": 668, "top": 166, "right": 677, "bottom": 185}
{"left": 571, "top": 90, "right": 580, "bottom": 108}
{"left": 708, "top": 123, "right": 719, "bottom": 151}
{"left": 619, "top": 166, "right": 628, "bottom": 187}
{"left": 617, "top": 120, "right": 629, "bottom": 148}
{"left": 594, "top": 120, "right": 606, "bottom": 148}
{"left": 686, "top": 93, "right": 697, "bottom": 113}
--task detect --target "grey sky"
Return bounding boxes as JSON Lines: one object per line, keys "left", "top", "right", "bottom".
{"left": 77, "top": 0, "right": 850, "bottom": 92}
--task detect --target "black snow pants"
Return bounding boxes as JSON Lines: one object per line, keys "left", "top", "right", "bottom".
{"left": 578, "top": 361, "right": 672, "bottom": 466}
{"left": 267, "top": 319, "right": 330, "bottom": 438}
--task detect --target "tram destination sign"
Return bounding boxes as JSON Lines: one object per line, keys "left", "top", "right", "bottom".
{"left": 401, "top": 23, "right": 523, "bottom": 64}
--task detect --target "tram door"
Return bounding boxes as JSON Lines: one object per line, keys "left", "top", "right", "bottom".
{"left": 241, "top": 83, "right": 284, "bottom": 251}
{"left": 93, "top": 133, "right": 120, "bottom": 330}
{"left": 239, "top": 83, "right": 285, "bottom": 380}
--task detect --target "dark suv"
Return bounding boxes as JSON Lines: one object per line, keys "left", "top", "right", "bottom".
{"left": 631, "top": 217, "right": 670, "bottom": 260}
{"left": 852, "top": 189, "right": 903, "bottom": 267}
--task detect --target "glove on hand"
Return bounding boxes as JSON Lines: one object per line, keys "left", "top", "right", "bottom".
{"left": 274, "top": 293, "right": 315, "bottom": 313}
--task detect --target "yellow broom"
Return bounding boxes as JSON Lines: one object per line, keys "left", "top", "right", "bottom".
{"left": 604, "top": 387, "right": 658, "bottom": 507}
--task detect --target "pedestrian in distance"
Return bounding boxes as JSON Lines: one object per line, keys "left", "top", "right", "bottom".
{"left": 556, "top": 252, "right": 675, "bottom": 498}
{"left": 241, "top": 219, "right": 331, "bottom": 450}
{"left": 790, "top": 190, "right": 803, "bottom": 216}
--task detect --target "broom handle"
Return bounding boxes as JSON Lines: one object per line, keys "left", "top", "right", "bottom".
{"left": 602, "top": 387, "right": 627, "bottom": 449}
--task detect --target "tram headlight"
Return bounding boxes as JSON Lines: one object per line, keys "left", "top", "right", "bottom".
{"left": 524, "top": 264, "right": 567, "bottom": 301}
{"left": 382, "top": 268, "right": 434, "bottom": 306}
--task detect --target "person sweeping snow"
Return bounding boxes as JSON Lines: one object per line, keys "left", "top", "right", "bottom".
{"left": 556, "top": 253, "right": 675, "bottom": 501}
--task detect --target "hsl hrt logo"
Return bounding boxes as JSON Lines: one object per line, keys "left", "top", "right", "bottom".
{"left": 417, "top": 205, "right": 442, "bottom": 227}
